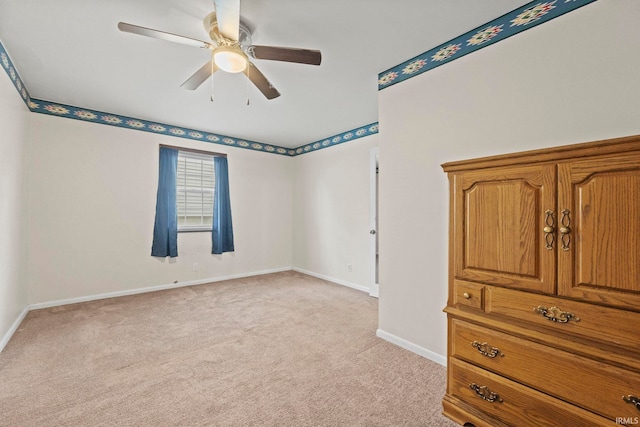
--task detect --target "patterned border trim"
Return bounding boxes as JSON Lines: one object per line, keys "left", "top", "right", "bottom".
{"left": 27, "top": 98, "right": 296, "bottom": 156}
{"left": 9, "top": 1, "right": 594, "bottom": 156}
{"left": 378, "top": 0, "right": 597, "bottom": 90}
{"left": 293, "top": 123, "right": 379, "bottom": 155}
{"left": 0, "top": 43, "right": 32, "bottom": 106}
{"left": 2, "top": 40, "right": 376, "bottom": 157}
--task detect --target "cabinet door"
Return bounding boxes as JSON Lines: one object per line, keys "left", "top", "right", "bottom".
{"left": 452, "top": 164, "right": 556, "bottom": 293}
{"left": 558, "top": 153, "right": 640, "bottom": 311}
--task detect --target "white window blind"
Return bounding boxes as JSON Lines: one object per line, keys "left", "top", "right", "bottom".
{"left": 176, "top": 151, "right": 215, "bottom": 231}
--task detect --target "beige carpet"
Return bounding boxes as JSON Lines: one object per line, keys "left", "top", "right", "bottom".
{"left": 0, "top": 271, "right": 457, "bottom": 426}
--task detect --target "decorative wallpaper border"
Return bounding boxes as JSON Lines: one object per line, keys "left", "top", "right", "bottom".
{"left": 28, "top": 97, "right": 297, "bottom": 156}
{"left": 0, "top": 44, "right": 31, "bottom": 105}
{"left": 293, "top": 123, "right": 379, "bottom": 155}
{"left": 2, "top": 1, "right": 594, "bottom": 155}
{"left": 1, "top": 40, "right": 377, "bottom": 157}
{"left": 378, "top": 0, "right": 597, "bottom": 90}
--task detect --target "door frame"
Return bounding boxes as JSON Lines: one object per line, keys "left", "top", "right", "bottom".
{"left": 369, "top": 147, "right": 379, "bottom": 298}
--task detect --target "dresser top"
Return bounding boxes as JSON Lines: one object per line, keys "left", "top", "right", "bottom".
{"left": 441, "top": 134, "right": 640, "bottom": 172}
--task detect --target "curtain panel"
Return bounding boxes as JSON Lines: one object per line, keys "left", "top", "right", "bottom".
{"left": 151, "top": 147, "right": 178, "bottom": 257}
{"left": 212, "top": 156, "right": 235, "bottom": 254}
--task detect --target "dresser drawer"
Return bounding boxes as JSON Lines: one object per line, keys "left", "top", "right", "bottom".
{"left": 486, "top": 285, "right": 640, "bottom": 351}
{"left": 448, "top": 358, "right": 612, "bottom": 427}
{"left": 450, "top": 318, "right": 640, "bottom": 421}
{"left": 453, "top": 280, "right": 485, "bottom": 310}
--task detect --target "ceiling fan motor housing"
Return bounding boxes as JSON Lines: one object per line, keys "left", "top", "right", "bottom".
{"left": 203, "top": 12, "right": 252, "bottom": 50}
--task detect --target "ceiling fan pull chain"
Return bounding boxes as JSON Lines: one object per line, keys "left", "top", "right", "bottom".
{"left": 210, "top": 59, "right": 215, "bottom": 102}
{"left": 246, "top": 65, "right": 250, "bottom": 106}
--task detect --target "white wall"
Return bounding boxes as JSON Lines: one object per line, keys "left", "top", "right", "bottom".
{"left": 27, "top": 114, "right": 293, "bottom": 304}
{"left": 293, "top": 135, "right": 378, "bottom": 291}
{"left": 0, "top": 64, "right": 30, "bottom": 345}
{"left": 378, "top": 1, "right": 640, "bottom": 361}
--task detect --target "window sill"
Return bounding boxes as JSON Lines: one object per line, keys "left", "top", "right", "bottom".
{"left": 178, "top": 229, "right": 212, "bottom": 233}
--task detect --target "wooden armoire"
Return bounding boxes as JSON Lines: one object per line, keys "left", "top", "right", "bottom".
{"left": 441, "top": 135, "right": 640, "bottom": 426}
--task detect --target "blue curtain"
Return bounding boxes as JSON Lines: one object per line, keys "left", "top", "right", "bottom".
{"left": 212, "top": 156, "right": 235, "bottom": 254}
{"left": 151, "top": 147, "right": 178, "bottom": 257}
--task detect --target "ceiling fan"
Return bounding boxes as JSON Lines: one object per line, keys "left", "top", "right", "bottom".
{"left": 118, "top": 0, "right": 322, "bottom": 100}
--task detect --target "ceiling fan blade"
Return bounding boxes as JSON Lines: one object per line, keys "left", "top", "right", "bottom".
{"left": 181, "top": 60, "right": 218, "bottom": 90}
{"left": 249, "top": 46, "right": 322, "bottom": 66}
{"left": 213, "top": 0, "right": 240, "bottom": 41}
{"left": 118, "top": 22, "right": 213, "bottom": 49}
{"left": 244, "top": 62, "right": 281, "bottom": 100}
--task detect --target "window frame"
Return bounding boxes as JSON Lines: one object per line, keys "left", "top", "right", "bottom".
{"left": 162, "top": 145, "right": 226, "bottom": 233}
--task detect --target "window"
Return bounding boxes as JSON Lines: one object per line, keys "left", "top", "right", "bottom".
{"left": 176, "top": 151, "right": 215, "bottom": 232}
{"left": 152, "top": 146, "right": 234, "bottom": 258}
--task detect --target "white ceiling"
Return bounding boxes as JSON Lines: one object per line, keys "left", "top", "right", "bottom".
{"left": 0, "top": 0, "right": 528, "bottom": 148}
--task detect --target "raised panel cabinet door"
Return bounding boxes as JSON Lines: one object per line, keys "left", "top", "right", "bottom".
{"left": 558, "top": 153, "right": 640, "bottom": 311}
{"left": 452, "top": 164, "right": 556, "bottom": 293}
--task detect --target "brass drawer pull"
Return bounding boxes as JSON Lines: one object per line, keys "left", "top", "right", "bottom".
{"left": 471, "top": 341, "right": 504, "bottom": 358}
{"left": 534, "top": 305, "right": 580, "bottom": 323}
{"left": 463, "top": 292, "right": 471, "bottom": 299}
{"left": 469, "top": 383, "right": 503, "bottom": 403}
{"left": 560, "top": 209, "right": 571, "bottom": 251}
{"left": 623, "top": 395, "right": 640, "bottom": 411}
{"left": 543, "top": 209, "right": 555, "bottom": 250}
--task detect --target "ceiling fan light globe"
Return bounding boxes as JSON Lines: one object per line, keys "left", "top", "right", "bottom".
{"left": 214, "top": 48, "right": 247, "bottom": 73}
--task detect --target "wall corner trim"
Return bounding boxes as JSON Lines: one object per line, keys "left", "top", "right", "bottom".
{"left": 28, "top": 267, "right": 293, "bottom": 311}
{"left": 292, "top": 267, "right": 370, "bottom": 293}
{"left": 376, "top": 328, "right": 447, "bottom": 367}
{"left": 0, "top": 305, "right": 30, "bottom": 354}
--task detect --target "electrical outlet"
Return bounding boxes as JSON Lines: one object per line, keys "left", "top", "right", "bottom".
{"left": 192, "top": 263, "right": 199, "bottom": 272}
{"left": 347, "top": 264, "right": 352, "bottom": 272}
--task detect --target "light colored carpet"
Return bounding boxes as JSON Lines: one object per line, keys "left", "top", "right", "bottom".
{"left": 0, "top": 271, "right": 457, "bottom": 426}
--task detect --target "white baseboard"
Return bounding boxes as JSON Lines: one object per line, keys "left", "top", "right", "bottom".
{"left": 369, "top": 282, "right": 379, "bottom": 298}
{"left": 3, "top": 267, "right": 366, "bottom": 353}
{"left": 0, "top": 305, "right": 30, "bottom": 353}
{"left": 29, "top": 267, "right": 292, "bottom": 310}
{"left": 376, "top": 328, "right": 447, "bottom": 367}
{"left": 292, "top": 267, "right": 370, "bottom": 293}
